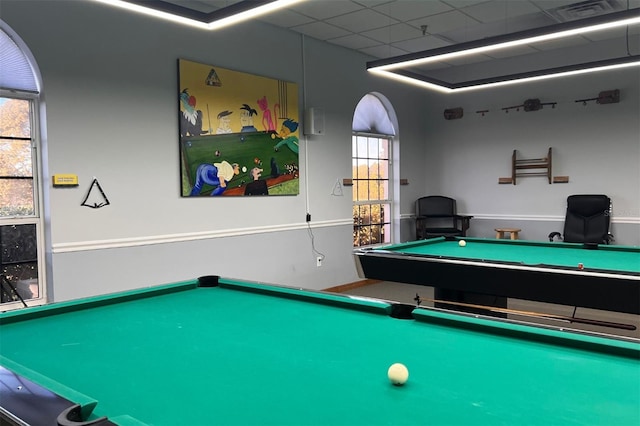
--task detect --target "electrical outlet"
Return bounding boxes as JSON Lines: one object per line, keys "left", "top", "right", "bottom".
{"left": 316, "top": 256, "right": 323, "bottom": 267}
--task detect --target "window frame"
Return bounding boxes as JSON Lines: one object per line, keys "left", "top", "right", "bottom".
{"left": 0, "top": 89, "right": 47, "bottom": 309}
{"left": 352, "top": 132, "right": 394, "bottom": 248}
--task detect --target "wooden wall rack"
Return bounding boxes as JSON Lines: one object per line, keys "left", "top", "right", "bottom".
{"left": 498, "top": 147, "right": 569, "bottom": 185}
{"left": 513, "top": 147, "right": 551, "bottom": 184}
{"left": 500, "top": 147, "right": 552, "bottom": 185}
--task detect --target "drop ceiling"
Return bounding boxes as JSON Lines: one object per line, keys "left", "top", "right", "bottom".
{"left": 127, "top": 1, "right": 640, "bottom": 87}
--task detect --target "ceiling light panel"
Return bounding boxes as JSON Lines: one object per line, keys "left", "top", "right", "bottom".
{"left": 368, "top": 8, "right": 640, "bottom": 91}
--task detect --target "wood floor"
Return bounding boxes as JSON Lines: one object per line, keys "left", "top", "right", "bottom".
{"left": 328, "top": 280, "right": 640, "bottom": 340}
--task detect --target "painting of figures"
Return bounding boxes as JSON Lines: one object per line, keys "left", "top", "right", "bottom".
{"left": 179, "top": 59, "right": 299, "bottom": 197}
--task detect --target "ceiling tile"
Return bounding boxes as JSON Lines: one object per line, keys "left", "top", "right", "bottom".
{"left": 440, "top": 0, "right": 492, "bottom": 7}
{"left": 326, "top": 9, "right": 400, "bottom": 32}
{"left": 289, "top": 21, "right": 351, "bottom": 40}
{"left": 462, "top": 0, "right": 541, "bottom": 23}
{"left": 391, "top": 35, "right": 452, "bottom": 52}
{"left": 354, "top": 0, "right": 394, "bottom": 6}
{"left": 361, "top": 23, "right": 423, "bottom": 43}
{"left": 530, "top": 0, "right": 582, "bottom": 12}
{"left": 329, "top": 33, "right": 382, "bottom": 49}
{"left": 359, "top": 44, "right": 410, "bottom": 58}
{"left": 438, "top": 12, "right": 555, "bottom": 43}
{"left": 288, "top": 0, "right": 365, "bottom": 20}
{"left": 259, "top": 9, "right": 315, "bottom": 28}
{"left": 407, "top": 10, "right": 477, "bottom": 34}
{"left": 373, "top": 0, "right": 453, "bottom": 21}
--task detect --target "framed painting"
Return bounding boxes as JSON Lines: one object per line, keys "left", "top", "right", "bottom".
{"left": 178, "top": 59, "right": 299, "bottom": 197}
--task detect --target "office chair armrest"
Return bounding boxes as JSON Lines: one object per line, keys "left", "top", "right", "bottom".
{"left": 453, "top": 215, "right": 473, "bottom": 219}
{"left": 548, "top": 232, "right": 561, "bottom": 242}
{"left": 453, "top": 215, "right": 473, "bottom": 233}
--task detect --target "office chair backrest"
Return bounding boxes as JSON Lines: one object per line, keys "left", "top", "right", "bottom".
{"left": 563, "top": 194, "right": 611, "bottom": 244}
{"left": 416, "top": 196, "right": 456, "bottom": 217}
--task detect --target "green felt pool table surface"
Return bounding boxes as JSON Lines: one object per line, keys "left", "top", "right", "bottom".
{"left": 378, "top": 238, "right": 640, "bottom": 273}
{"left": 355, "top": 237, "right": 640, "bottom": 314}
{"left": 1, "top": 277, "right": 639, "bottom": 425}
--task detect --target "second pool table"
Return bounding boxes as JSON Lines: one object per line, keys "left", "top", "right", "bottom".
{"left": 355, "top": 237, "right": 640, "bottom": 314}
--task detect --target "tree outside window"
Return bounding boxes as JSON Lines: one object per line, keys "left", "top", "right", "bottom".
{"left": 352, "top": 135, "right": 391, "bottom": 247}
{"left": 0, "top": 98, "right": 34, "bottom": 217}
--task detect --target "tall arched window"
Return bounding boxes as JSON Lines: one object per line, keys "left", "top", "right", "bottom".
{"left": 352, "top": 93, "right": 398, "bottom": 247}
{"left": 0, "top": 21, "right": 47, "bottom": 310}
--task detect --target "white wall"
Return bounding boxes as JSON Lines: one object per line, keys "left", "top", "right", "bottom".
{"left": 1, "top": 0, "right": 433, "bottom": 300}
{"left": 2, "top": 1, "right": 638, "bottom": 302}
{"left": 421, "top": 68, "right": 640, "bottom": 244}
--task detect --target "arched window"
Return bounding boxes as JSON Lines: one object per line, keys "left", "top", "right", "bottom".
{"left": 0, "top": 21, "right": 47, "bottom": 310}
{"left": 352, "top": 93, "right": 398, "bottom": 247}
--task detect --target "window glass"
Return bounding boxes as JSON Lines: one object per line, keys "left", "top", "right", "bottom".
{"left": 352, "top": 134, "right": 391, "bottom": 247}
{"left": 0, "top": 98, "right": 34, "bottom": 217}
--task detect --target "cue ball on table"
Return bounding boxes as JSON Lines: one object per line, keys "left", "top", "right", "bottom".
{"left": 458, "top": 240, "right": 466, "bottom": 247}
{"left": 388, "top": 363, "right": 409, "bottom": 386}
{"left": 241, "top": 166, "right": 247, "bottom": 173}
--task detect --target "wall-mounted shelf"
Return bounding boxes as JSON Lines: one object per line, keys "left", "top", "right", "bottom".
{"left": 513, "top": 147, "right": 552, "bottom": 184}
{"left": 499, "top": 147, "right": 554, "bottom": 185}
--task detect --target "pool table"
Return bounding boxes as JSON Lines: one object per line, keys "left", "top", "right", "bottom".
{"left": 1, "top": 276, "right": 639, "bottom": 426}
{"left": 355, "top": 237, "right": 640, "bottom": 315}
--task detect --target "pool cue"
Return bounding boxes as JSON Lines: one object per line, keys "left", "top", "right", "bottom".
{"left": 414, "top": 295, "right": 636, "bottom": 331}
{"left": 0, "top": 275, "right": 28, "bottom": 308}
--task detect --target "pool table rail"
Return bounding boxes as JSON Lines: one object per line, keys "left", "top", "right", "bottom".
{"left": 354, "top": 239, "right": 640, "bottom": 315}
{"left": 412, "top": 308, "right": 640, "bottom": 358}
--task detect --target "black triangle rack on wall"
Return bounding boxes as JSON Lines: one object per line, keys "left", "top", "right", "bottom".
{"left": 81, "top": 178, "right": 110, "bottom": 208}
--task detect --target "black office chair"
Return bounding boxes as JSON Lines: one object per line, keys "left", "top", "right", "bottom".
{"left": 415, "top": 196, "right": 472, "bottom": 240}
{"left": 549, "top": 194, "right": 614, "bottom": 244}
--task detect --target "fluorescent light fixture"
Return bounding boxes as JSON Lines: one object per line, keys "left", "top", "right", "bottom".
{"left": 371, "top": 56, "right": 640, "bottom": 94}
{"left": 368, "top": 8, "right": 640, "bottom": 92}
{"left": 92, "top": 0, "right": 305, "bottom": 30}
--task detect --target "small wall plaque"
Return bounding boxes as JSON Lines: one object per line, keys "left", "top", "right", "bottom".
{"left": 53, "top": 174, "right": 79, "bottom": 187}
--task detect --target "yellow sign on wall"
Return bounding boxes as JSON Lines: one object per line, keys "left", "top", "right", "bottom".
{"left": 52, "top": 174, "right": 79, "bottom": 187}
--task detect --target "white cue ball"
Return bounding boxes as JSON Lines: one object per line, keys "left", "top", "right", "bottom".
{"left": 241, "top": 166, "right": 247, "bottom": 173}
{"left": 458, "top": 240, "right": 466, "bottom": 247}
{"left": 387, "top": 363, "right": 409, "bottom": 386}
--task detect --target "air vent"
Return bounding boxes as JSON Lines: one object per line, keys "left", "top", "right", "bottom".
{"left": 546, "top": 0, "right": 624, "bottom": 22}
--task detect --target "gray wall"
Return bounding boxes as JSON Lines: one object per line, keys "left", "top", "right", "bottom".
{"left": 418, "top": 68, "right": 640, "bottom": 244}
{"left": 2, "top": 1, "right": 638, "bottom": 302}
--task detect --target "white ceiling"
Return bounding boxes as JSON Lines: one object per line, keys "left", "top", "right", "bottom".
{"left": 139, "top": 1, "right": 640, "bottom": 86}
{"left": 163, "top": 0, "right": 639, "bottom": 58}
